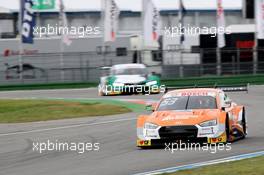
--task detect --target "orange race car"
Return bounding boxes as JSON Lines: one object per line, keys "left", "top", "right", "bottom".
{"left": 137, "top": 87, "right": 248, "bottom": 147}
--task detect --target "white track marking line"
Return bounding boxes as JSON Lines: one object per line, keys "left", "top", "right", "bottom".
{"left": 134, "top": 150, "right": 264, "bottom": 175}
{"left": 0, "top": 118, "right": 136, "bottom": 138}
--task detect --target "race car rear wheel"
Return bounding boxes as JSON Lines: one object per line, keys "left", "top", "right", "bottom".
{"left": 241, "top": 108, "right": 247, "bottom": 138}
{"left": 98, "top": 91, "right": 104, "bottom": 96}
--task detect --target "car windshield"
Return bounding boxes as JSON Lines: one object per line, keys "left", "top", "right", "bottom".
{"left": 157, "top": 96, "right": 217, "bottom": 111}
{"left": 111, "top": 68, "right": 148, "bottom": 76}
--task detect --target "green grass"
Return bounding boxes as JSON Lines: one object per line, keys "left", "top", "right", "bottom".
{"left": 67, "top": 99, "right": 146, "bottom": 112}
{"left": 0, "top": 82, "right": 97, "bottom": 91}
{"left": 0, "top": 99, "right": 132, "bottom": 123}
{"left": 162, "top": 156, "right": 264, "bottom": 175}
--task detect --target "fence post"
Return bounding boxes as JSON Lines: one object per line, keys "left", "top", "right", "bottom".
{"left": 86, "top": 60, "right": 90, "bottom": 81}
{"left": 253, "top": 47, "right": 258, "bottom": 75}
{"left": 79, "top": 54, "right": 84, "bottom": 81}
{"left": 179, "top": 48, "right": 184, "bottom": 78}
{"left": 232, "top": 55, "right": 235, "bottom": 75}
{"left": 19, "top": 54, "right": 25, "bottom": 84}
{"left": 199, "top": 49, "right": 204, "bottom": 76}
{"left": 216, "top": 47, "right": 222, "bottom": 76}
{"left": 237, "top": 48, "right": 240, "bottom": 75}
{"left": 139, "top": 50, "right": 143, "bottom": 64}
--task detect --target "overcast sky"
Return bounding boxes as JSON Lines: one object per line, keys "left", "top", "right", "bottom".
{"left": 0, "top": 0, "right": 242, "bottom": 11}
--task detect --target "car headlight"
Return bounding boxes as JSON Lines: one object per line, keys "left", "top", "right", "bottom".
{"left": 146, "top": 81, "right": 158, "bottom": 86}
{"left": 144, "top": 123, "right": 159, "bottom": 129}
{"left": 199, "top": 120, "right": 217, "bottom": 127}
{"left": 113, "top": 82, "right": 124, "bottom": 86}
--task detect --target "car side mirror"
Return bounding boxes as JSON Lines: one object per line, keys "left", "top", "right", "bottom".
{"left": 150, "top": 72, "right": 161, "bottom": 77}
{"left": 222, "top": 101, "right": 232, "bottom": 110}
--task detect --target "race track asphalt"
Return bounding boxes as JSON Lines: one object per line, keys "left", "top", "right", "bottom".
{"left": 0, "top": 86, "right": 263, "bottom": 175}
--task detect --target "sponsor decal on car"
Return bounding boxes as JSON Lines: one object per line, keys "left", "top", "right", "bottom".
{"left": 161, "top": 115, "right": 199, "bottom": 121}
{"left": 208, "top": 133, "right": 227, "bottom": 143}
{"left": 137, "top": 140, "right": 151, "bottom": 146}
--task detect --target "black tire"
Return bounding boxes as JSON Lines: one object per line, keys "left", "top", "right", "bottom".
{"left": 225, "top": 115, "right": 230, "bottom": 143}
{"left": 241, "top": 108, "right": 247, "bottom": 138}
{"left": 138, "top": 147, "right": 147, "bottom": 149}
{"left": 98, "top": 90, "right": 105, "bottom": 96}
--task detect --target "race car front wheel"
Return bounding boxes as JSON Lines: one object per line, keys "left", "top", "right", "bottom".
{"left": 225, "top": 115, "right": 230, "bottom": 142}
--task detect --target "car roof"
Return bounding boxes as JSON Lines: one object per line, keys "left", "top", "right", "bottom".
{"left": 111, "top": 64, "right": 146, "bottom": 70}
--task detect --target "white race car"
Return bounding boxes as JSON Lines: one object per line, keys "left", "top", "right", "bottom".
{"left": 98, "top": 64, "right": 161, "bottom": 96}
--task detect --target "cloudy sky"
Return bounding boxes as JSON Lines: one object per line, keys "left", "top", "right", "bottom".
{"left": 0, "top": 0, "right": 242, "bottom": 11}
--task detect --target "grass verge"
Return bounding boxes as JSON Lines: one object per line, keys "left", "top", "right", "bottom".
{"left": 60, "top": 98, "right": 146, "bottom": 113}
{"left": 0, "top": 99, "right": 132, "bottom": 123}
{"left": 162, "top": 156, "right": 264, "bottom": 175}
{"left": 0, "top": 82, "right": 97, "bottom": 91}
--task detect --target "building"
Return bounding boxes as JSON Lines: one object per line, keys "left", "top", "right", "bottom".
{"left": 0, "top": 2, "right": 259, "bottom": 82}
{"left": 0, "top": 2, "right": 253, "bottom": 39}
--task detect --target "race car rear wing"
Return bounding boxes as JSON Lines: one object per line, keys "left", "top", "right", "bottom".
{"left": 165, "top": 83, "right": 250, "bottom": 93}
{"left": 216, "top": 84, "right": 249, "bottom": 93}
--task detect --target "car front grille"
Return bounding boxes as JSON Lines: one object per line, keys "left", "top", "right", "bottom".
{"left": 159, "top": 125, "right": 198, "bottom": 139}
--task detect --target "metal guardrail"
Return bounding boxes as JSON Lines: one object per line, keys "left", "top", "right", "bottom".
{"left": 165, "top": 84, "right": 250, "bottom": 93}
{"left": 0, "top": 49, "right": 263, "bottom": 85}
